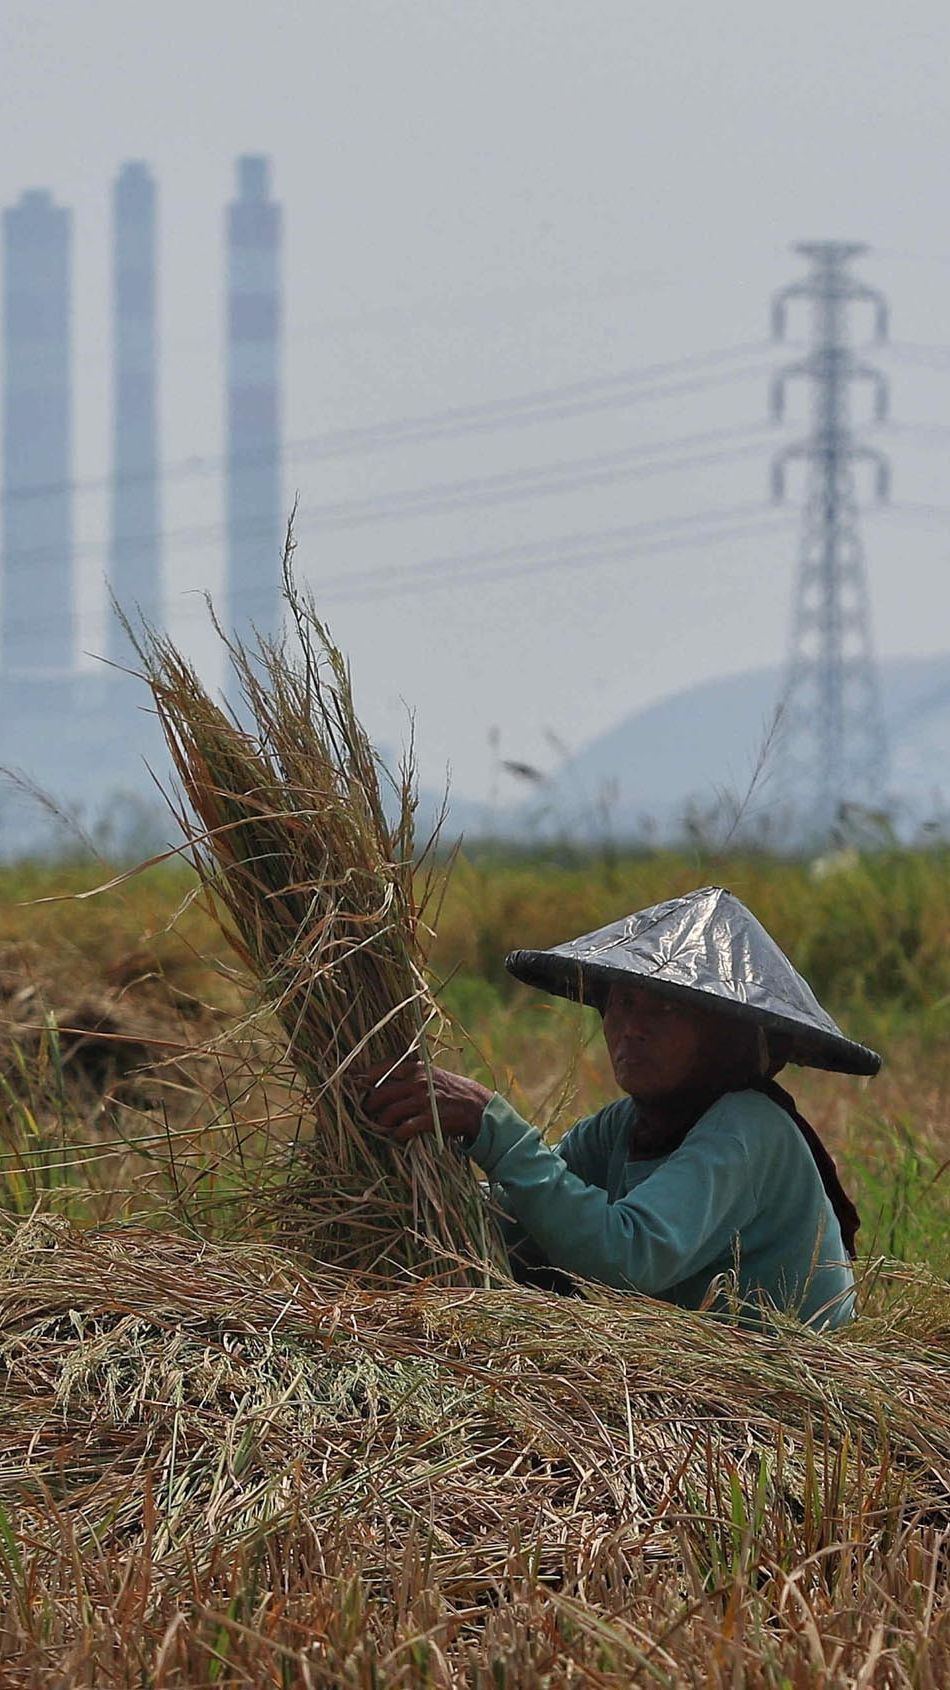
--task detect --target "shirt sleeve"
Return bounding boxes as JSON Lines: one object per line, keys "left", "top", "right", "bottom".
{"left": 469, "top": 1092, "right": 762, "bottom": 1294}
{"left": 473, "top": 1100, "right": 617, "bottom": 1270}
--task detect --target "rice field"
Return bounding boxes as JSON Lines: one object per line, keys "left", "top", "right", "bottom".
{"left": 0, "top": 843, "right": 948, "bottom": 1686}
{"left": 0, "top": 534, "right": 946, "bottom": 1686}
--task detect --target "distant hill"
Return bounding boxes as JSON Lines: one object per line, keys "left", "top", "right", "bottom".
{"left": 5, "top": 654, "right": 950, "bottom": 858}
{"left": 491, "top": 653, "right": 950, "bottom": 846}
{"left": 0, "top": 681, "right": 494, "bottom": 862}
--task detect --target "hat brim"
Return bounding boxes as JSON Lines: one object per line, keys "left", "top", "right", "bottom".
{"left": 505, "top": 948, "right": 882, "bottom": 1078}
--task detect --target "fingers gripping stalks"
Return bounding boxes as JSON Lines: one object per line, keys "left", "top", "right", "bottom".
{"left": 361, "top": 1057, "right": 493, "bottom": 1146}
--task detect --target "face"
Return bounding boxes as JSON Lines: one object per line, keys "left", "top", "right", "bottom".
{"left": 601, "top": 980, "right": 710, "bottom": 1099}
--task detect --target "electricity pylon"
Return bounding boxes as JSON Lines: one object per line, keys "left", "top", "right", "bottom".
{"left": 771, "top": 241, "right": 890, "bottom": 838}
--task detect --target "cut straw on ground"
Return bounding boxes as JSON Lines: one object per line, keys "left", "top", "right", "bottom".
{"left": 0, "top": 1217, "right": 947, "bottom": 1683}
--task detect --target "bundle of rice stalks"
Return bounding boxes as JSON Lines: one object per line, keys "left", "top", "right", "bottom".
{"left": 131, "top": 534, "right": 508, "bottom": 1284}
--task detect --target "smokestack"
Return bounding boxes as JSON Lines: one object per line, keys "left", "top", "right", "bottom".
{"left": 225, "top": 154, "right": 283, "bottom": 649}
{"left": 1, "top": 188, "right": 74, "bottom": 676}
{"left": 109, "top": 161, "right": 160, "bottom": 659}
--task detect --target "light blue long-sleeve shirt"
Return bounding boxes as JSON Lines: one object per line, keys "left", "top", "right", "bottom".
{"left": 469, "top": 1088, "right": 855, "bottom": 1329}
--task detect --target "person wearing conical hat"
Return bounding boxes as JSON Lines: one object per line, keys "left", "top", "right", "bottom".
{"left": 363, "top": 887, "right": 878, "bottom": 1330}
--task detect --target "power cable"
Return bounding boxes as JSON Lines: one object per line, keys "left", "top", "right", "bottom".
{"left": 3, "top": 436, "right": 773, "bottom": 571}
{"left": 316, "top": 516, "right": 794, "bottom": 609}
{"left": 300, "top": 425, "right": 770, "bottom": 521}
{"left": 0, "top": 342, "right": 771, "bottom": 508}
{"left": 879, "top": 501, "right": 950, "bottom": 524}
{"left": 881, "top": 421, "right": 950, "bottom": 443}
{"left": 879, "top": 342, "right": 950, "bottom": 362}
{"left": 296, "top": 439, "right": 771, "bottom": 534}
{"left": 0, "top": 506, "right": 789, "bottom": 642}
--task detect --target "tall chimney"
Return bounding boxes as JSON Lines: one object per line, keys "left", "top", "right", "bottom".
{"left": 225, "top": 155, "right": 282, "bottom": 648}
{"left": 1, "top": 188, "right": 74, "bottom": 676}
{"left": 109, "top": 161, "right": 160, "bottom": 658}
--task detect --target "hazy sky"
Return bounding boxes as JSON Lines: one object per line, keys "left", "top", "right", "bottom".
{"left": 3, "top": 2, "right": 950, "bottom": 801}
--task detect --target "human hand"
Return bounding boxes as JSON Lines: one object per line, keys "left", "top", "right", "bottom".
{"left": 359, "top": 1055, "right": 493, "bottom": 1145}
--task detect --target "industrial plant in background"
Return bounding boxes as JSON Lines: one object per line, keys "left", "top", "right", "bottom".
{"left": 225, "top": 157, "right": 282, "bottom": 657}
{"left": 2, "top": 178, "right": 949, "bottom": 857}
{"left": 0, "top": 156, "right": 284, "bottom": 854}
{"left": 108, "top": 161, "right": 161, "bottom": 664}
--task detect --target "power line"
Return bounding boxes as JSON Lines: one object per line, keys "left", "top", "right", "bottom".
{"left": 879, "top": 341, "right": 950, "bottom": 362}
{"left": 0, "top": 506, "right": 791, "bottom": 643}
{"left": 306, "top": 503, "right": 782, "bottom": 597}
{"left": 882, "top": 421, "right": 950, "bottom": 443}
{"left": 880, "top": 500, "right": 950, "bottom": 524}
{"left": 868, "top": 248, "right": 950, "bottom": 267}
{"left": 295, "top": 437, "right": 771, "bottom": 534}
{"left": 0, "top": 342, "right": 771, "bottom": 508}
{"left": 316, "top": 516, "right": 794, "bottom": 609}
{"left": 3, "top": 434, "right": 773, "bottom": 571}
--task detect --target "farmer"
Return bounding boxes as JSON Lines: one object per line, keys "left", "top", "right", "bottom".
{"left": 362, "top": 887, "right": 879, "bottom": 1330}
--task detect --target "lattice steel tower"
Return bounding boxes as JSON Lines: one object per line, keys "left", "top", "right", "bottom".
{"left": 771, "top": 242, "right": 890, "bottom": 836}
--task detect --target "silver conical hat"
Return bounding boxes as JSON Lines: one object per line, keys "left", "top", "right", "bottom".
{"left": 505, "top": 885, "right": 881, "bottom": 1076}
